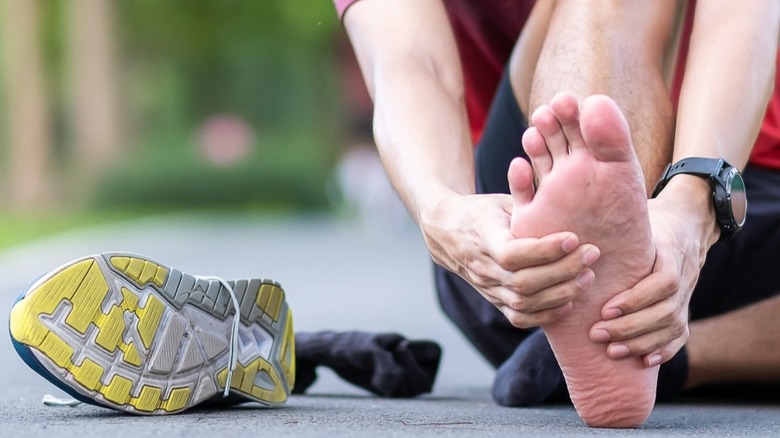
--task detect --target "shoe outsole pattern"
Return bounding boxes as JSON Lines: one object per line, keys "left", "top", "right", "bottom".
{"left": 9, "top": 252, "right": 295, "bottom": 415}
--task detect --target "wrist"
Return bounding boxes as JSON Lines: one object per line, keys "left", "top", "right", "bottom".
{"left": 655, "top": 174, "right": 721, "bottom": 247}
{"left": 417, "top": 189, "right": 469, "bottom": 229}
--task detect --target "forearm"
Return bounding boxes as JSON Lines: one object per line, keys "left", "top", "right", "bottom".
{"left": 674, "top": 3, "right": 778, "bottom": 167}
{"left": 661, "top": 2, "right": 780, "bottom": 244}
{"left": 343, "top": 0, "right": 474, "bottom": 225}
{"left": 370, "top": 62, "right": 475, "bottom": 223}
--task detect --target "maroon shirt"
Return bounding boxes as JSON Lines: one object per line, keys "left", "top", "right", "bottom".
{"left": 335, "top": 0, "right": 780, "bottom": 168}
{"left": 335, "top": 0, "right": 533, "bottom": 143}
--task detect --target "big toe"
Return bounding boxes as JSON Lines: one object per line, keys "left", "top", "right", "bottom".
{"left": 579, "top": 95, "right": 634, "bottom": 163}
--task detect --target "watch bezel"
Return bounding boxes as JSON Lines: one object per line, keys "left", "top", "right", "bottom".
{"left": 723, "top": 167, "right": 747, "bottom": 229}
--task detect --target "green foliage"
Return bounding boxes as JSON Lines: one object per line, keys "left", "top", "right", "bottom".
{"left": 91, "top": 129, "right": 332, "bottom": 211}
{"left": 100, "top": 0, "right": 346, "bottom": 211}
{"left": 0, "top": 210, "right": 152, "bottom": 250}
{"left": 116, "top": 0, "right": 342, "bottom": 132}
{"left": 22, "top": 1, "right": 347, "bottom": 213}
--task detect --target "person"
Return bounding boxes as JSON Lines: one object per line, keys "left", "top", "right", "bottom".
{"left": 334, "top": 0, "right": 780, "bottom": 427}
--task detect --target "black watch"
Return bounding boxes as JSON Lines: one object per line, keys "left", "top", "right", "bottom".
{"left": 651, "top": 157, "right": 747, "bottom": 242}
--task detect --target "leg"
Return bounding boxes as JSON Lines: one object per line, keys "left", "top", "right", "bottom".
{"left": 434, "top": 265, "right": 530, "bottom": 367}
{"left": 518, "top": 0, "right": 684, "bottom": 192}
{"left": 684, "top": 166, "right": 780, "bottom": 392}
{"left": 687, "top": 295, "right": 780, "bottom": 389}
{"left": 510, "top": 93, "right": 656, "bottom": 427}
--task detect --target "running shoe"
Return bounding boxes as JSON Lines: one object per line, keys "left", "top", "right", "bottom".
{"left": 8, "top": 252, "right": 295, "bottom": 414}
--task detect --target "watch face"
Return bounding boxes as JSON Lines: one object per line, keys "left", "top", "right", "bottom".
{"left": 729, "top": 170, "right": 747, "bottom": 227}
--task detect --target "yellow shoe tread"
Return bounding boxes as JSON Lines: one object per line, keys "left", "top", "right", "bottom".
{"left": 10, "top": 253, "right": 293, "bottom": 414}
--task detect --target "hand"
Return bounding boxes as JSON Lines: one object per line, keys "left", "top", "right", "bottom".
{"left": 588, "top": 181, "right": 717, "bottom": 366}
{"left": 421, "top": 192, "right": 600, "bottom": 328}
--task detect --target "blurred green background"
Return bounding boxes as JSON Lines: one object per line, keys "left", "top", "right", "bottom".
{"left": 0, "top": 0, "right": 362, "bottom": 248}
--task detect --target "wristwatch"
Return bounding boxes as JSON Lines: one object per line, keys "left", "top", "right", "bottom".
{"left": 651, "top": 157, "right": 747, "bottom": 242}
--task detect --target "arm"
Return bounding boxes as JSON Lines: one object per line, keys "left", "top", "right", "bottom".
{"left": 343, "top": 0, "right": 598, "bottom": 326}
{"left": 592, "top": 1, "right": 780, "bottom": 366}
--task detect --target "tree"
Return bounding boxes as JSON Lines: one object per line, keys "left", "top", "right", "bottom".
{"left": 1, "top": 0, "right": 52, "bottom": 210}
{"left": 67, "top": 0, "right": 121, "bottom": 173}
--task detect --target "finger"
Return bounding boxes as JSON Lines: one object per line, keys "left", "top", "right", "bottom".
{"left": 601, "top": 273, "right": 679, "bottom": 320}
{"left": 643, "top": 333, "right": 689, "bottom": 367}
{"left": 600, "top": 252, "right": 678, "bottom": 320}
{"left": 501, "top": 253, "right": 594, "bottom": 300}
{"left": 491, "top": 235, "right": 600, "bottom": 274}
{"left": 605, "top": 322, "right": 689, "bottom": 361}
{"left": 591, "top": 298, "right": 682, "bottom": 343}
{"left": 496, "top": 269, "right": 592, "bottom": 314}
{"left": 489, "top": 231, "right": 579, "bottom": 271}
{"left": 501, "top": 302, "right": 573, "bottom": 329}
{"left": 595, "top": 301, "right": 688, "bottom": 359}
{"left": 501, "top": 247, "right": 599, "bottom": 297}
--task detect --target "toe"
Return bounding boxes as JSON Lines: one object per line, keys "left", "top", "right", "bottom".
{"left": 550, "top": 93, "right": 586, "bottom": 151}
{"left": 580, "top": 95, "right": 634, "bottom": 163}
{"left": 530, "top": 105, "right": 568, "bottom": 160}
{"left": 508, "top": 157, "right": 535, "bottom": 207}
{"left": 522, "top": 127, "right": 552, "bottom": 179}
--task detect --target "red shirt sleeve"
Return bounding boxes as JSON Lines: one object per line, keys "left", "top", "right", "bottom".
{"left": 334, "top": 0, "right": 360, "bottom": 19}
{"left": 747, "top": 49, "right": 780, "bottom": 170}
{"left": 671, "top": 0, "right": 780, "bottom": 170}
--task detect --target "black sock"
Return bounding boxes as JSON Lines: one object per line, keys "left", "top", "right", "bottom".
{"left": 493, "top": 329, "right": 692, "bottom": 406}
{"left": 492, "top": 329, "right": 569, "bottom": 406}
{"left": 292, "top": 331, "right": 442, "bottom": 398}
{"left": 656, "top": 346, "right": 689, "bottom": 402}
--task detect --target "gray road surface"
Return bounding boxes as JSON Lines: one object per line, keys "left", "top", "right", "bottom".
{"left": 1, "top": 213, "right": 779, "bottom": 437}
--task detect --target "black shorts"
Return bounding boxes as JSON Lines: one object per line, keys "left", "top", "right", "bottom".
{"left": 435, "top": 70, "right": 780, "bottom": 368}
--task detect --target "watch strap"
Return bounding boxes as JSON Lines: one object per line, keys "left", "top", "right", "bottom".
{"left": 651, "top": 157, "right": 725, "bottom": 198}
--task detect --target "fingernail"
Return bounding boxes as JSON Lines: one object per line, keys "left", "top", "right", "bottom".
{"left": 575, "top": 270, "right": 594, "bottom": 289}
{"left": 591, "top": 329, "right": 610, "bottom": 343}
{"left": 647, "top": 354, "right": 663, "bottom": 367}
{"left": 582, "top": 248, "right": 600, "bottom": 266}
{"left": 562, "top": 235, "right": 578, "bottom": 253}
{"left": 608, "top": 344, "right": 630, "bottom": 359}
{"left": 603, "top": 307, "right": 622, "bottom": 320}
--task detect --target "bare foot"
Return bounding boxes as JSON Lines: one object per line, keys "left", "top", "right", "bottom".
{"left": 509, "top": 93, "right": 657, "bottom": 428}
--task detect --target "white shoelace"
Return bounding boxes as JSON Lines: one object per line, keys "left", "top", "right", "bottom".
{"left": 42, "top": 394, "right": 81, "bottom": 407}
{"left": 42, "top": 275, "right": 241, "bottom": 407}
{"left": 195, "top": 275, "right": 241, "bottom": 398}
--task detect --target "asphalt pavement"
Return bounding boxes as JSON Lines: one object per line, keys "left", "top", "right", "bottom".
{"left": 1, "top": 213, "right": 779, "bottom": 437}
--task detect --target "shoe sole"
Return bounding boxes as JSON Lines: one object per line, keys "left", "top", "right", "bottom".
{"left": 9, "top": 252, "right": 295, "bottom": 415}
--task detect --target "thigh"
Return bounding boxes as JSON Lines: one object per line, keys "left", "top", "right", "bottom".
{"left": 690, "top": 165, "right": 780, "bottom": 319}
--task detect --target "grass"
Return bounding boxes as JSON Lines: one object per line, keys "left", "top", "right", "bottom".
{"left": 0, "top": 203, "right": 322, "bottom": 252}
{"left": 0, "top": 210, "right": 155, "bottom": 251}
{"left": 0, "top": 126, "right": 339, "bottom": 251}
